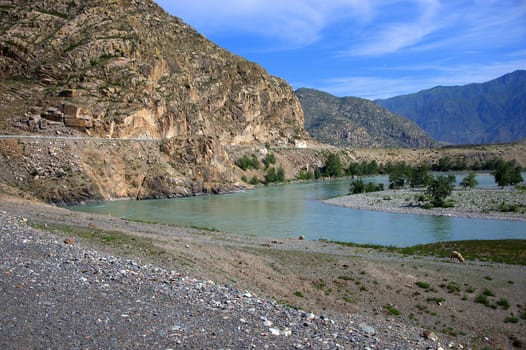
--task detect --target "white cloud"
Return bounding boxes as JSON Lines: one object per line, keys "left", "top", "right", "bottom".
{"left": 320, "top": 58, "right": 526, "bottom": 99}
{"left": 155, "top": 0, "right": 375, "bottom": 47}
{"left": 341, "top": 0, "right": 441, "bottom": 56}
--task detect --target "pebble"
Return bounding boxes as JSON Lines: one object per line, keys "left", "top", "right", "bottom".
{"left": 359, "top": 323, "right": 376, "bottom": 336}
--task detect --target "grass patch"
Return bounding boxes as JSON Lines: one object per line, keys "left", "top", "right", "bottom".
{"left": 474, "top": 294, "right": 490, "bottom": 306}
{"left": 444, "top": 282, "right": 460, "bottom": 294}
{"left": 28, "top": 222, "right": 171, "bottom": 261}
{"left": 415, "top": 281, "right": 430, "bottom": 289}
{"left": 293, "top": 291, "right": 304, "bottom": 298}
{"left": 327, "top": 239, "right": 526, "bottom": 265}
{"left": 384, "top": 305, "right": 401, "bottom": 316}
{"left": 504, "top": 316, "right": 518, "bottom": 324}
{"left": 399, "top": 239, "right": 526, "bottom": 265}
{"left": 465, "top": 286, "right": 476, "bottom": 293}
{"left": 482, "top": 288, "right": 495, "bottom": 297}
{"left": 496, "top": 298, "right": 510, "bottom": 310}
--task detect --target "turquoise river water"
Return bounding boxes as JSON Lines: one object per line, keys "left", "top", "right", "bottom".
{"left": 70, "top": 174, "right": 526, "bottom": 247}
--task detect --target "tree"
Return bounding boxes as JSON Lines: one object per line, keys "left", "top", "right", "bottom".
{"left": 493, "top": 160, "right": 523, "bottom": 187}
{"left": 425, "top": 175, "right": 456, "bottom": 207}
{"left": 265, "top": 168, "right": 277, "bottom": 183}
{"left": 265, "top": 166, "right": 285, "bottom": 184}
{"left": 349, "top": 179, "right": 365, "bottom": 194}
{"left": 324, "top": 153, "right": 343, "bottom": 177}
{"left": 350, "top": 179, "right": 384, "bottom": 194}
{"left": 408, "top": 164, "right": 432, "bottom": 188}
{"left": 460, "top": 172, "right": 478, "bottom": 189}
{"left": 236, "top": 154, "right": 260, "bottom": 170}
{"left": 388, "top": 163, "right": 408, "bottom": 189}
{"left": 263, "top": 152, "right": 276, "bottom": 170}
{"left": 276, "top": 166, "right": 285, "bottom": 182}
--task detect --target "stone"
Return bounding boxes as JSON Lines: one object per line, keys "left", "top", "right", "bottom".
{"left": 359, "top": 323, "right": 376, "bottom": 336}
{"left": 269, "top": 327, "right": 280, "bottom": 336}
{"left": 64, "top": 117, "right": 93, "bottom": 128}
{"left": 422, "top": 330, "right": 439, "bottom": 342}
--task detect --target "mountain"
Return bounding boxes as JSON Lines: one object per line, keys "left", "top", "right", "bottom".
{"left": 0, "top": 0, "right": 305, "bottom": 144}
{"left": 296, "top": 88, "right": 435, "bottom": 148}
{"left": 0, "top": 0, "right": 307, "bottom": 203}
{"left": 375, "top": 70, "right": 526, "bottom": 144}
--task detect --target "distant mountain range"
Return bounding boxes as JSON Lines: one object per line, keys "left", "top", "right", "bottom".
{"left": 375, "top": 70, "right": 526, "bottom": 144}
{"left": 296, "top": 88, "right": 435, "bottom": 148}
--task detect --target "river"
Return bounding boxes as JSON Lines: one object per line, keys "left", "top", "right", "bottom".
{"left": 70, "top": 173, "right": 526, "bottom": 247}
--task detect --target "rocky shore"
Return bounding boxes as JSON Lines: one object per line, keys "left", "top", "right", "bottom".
{"left": 324, "top": 187, "right": 526, "bottom": 221}
{"left": 1, "top": 207, "right": 445, "bottom": 350}
{"left": 1, "top": 194, "right": 525, "bottom": 349}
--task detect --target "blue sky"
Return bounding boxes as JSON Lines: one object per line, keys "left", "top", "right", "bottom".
{"left": 154, "top": 0, "right": 526, "bottom": 100}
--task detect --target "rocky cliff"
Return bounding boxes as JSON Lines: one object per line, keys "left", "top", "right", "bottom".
{"left": 0, "top": 0, "right": 307, "bottom": 203}
{"left": 1, "top": 0, "right": 305, "bottom": 143}
{"left": 296, "top": 88, "right": 436, "bottom": 148}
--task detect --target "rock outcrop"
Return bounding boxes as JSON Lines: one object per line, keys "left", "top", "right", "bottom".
{"left": 1, "top": 0, "right": 305, "bottom": 144}
{"left": 0, "top": 0, "right": 308, "bottom": 202}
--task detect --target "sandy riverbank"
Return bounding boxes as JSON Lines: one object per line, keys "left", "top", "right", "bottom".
{"left": 324, "top": 187, "right": 526, "bottom": 221}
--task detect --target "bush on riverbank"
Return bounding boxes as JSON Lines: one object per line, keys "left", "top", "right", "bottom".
{"left": 349, "top": 179, "right": 384, "bottom": 194}
{"left": 425, "top": 174, "right": 456, "bottom": 208}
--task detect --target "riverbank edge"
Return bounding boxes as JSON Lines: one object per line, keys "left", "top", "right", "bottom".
{"left": 323, "top": 187, "right": 526, "bottom": 221}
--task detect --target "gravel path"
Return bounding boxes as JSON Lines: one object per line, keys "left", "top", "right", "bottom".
{"left": 324, "top": 188, "right": 526, "bottom": 221}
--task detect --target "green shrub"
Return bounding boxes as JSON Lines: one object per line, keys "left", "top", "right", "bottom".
{"left": 482, "top": 288, "right": 495, "bottom": 297}
{"left": 236, "top": 154, "right": 260, "bottom": 170}
{"left": 384, "top": 305, "right": 400, "bottom": 316}
{"left": 475, "top": 294, "right": 490, "bottom": 306}
{"left": 445, "top": 282, "right": 460, "bottom": 294}
{"left": 296, "top": 170, "right": 314, "bottom": 180}
{"left": 293, "top": 291, "right": 304, "bottom": 298}
{"left": 504, "top": 316, "right": 518, "bottom": 323}
{"left": 415, "top": 281, "right": 430, "bottom": 289}
{"left": 263, "top": 153, "right": 276, "bottom": 169}
{"left": 496, "top": 298, "right": 510, "bottom": 310}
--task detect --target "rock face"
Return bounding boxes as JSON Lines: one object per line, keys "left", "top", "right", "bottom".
{"left": 0, "top": 0, "right": 307, "bottom": 202}
{"left": 1, "top": 0, "right": 304, "bottom": 144}
{"left": 296, "top": 88, "right": 436, "bottom": 148}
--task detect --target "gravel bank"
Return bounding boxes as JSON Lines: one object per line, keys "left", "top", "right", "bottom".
{"left": 324, "top": 188, "right": 526, "bottom": 221}
{"left": 0, "top": 209, "right": 450, "bottom": 349}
